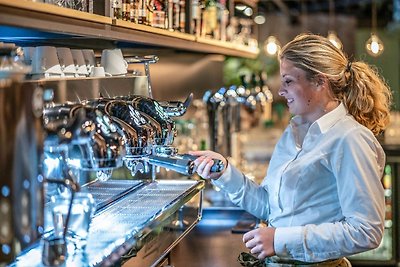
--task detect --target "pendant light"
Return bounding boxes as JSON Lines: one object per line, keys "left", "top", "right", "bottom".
{"left": 263, "top": 35, "right": 281, "bottom": 56}
{"left": 365, "top": 0, "right": 384, "bottom": 57}
{"left": 327, "top": 0, "right": 343, "bottom": 50}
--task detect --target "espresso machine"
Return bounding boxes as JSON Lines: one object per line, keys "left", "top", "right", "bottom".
{"left": 0, "top": 45, "right": 223, "bottom": 267}
{"left": 0, "top": 43, "right": 44, "bottom": 264}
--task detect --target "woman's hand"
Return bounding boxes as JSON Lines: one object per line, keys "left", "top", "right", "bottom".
{"left": 188, "top": 150, "right": 227, "bottom": 180}
{"left": 243, "top": 227, "right": 276, "bottom": 260}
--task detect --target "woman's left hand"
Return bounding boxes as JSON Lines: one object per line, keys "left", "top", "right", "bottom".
{"left": 243, "top": 227, "right": 276, "bottom": 260}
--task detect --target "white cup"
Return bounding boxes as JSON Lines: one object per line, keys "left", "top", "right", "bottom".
{"left": 31, "top": 46, "right": 63, "bottom": 76}
{"left": 100, "top": 49, "right": 128, "bottom": 76}
{"left": 56, "top": 47, "right": 77, "bottom": 77}
{"left": 71, "top": 49, "right": 89, "bottom": 76}
{"left": 89, "top": 66, "right": 112, "bottom": 77}
{"left": 82, "top": 49, "right": 96, "bottom": 72}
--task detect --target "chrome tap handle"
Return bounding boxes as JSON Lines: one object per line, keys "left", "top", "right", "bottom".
{"left": 147, "top": 155, "right": 195, "bottom": 176}
{"left": 179, "top": 154, "right": 224, "bottom": 173}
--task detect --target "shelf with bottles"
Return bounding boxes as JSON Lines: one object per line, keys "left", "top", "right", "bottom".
{"left": 0, "top": 0, "right": 259, "bottom": 58}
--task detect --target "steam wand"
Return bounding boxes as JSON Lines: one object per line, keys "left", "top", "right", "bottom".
{"left": 46, "top": 170, "right": 80, "bottom": 239}
{"left": 42, "top": 170, "right": 80, "bottom": 266}
{"left": 125, "top": 55, "right": 159, "bottom": 98}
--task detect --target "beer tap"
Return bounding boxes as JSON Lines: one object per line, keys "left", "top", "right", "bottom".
{"left": 203, "top": 88, "right": 225, "bottom": 152}
{"left": 222, "top": 86, "right": 238, "bottom": 157}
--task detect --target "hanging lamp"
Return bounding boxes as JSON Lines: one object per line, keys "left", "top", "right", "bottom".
{"left": 327, "top": 0, "right": 343, "bottom": 50}
{"left": 365, "top": 0, "right": 384, "bottom": 57}
{"left": 263, "top": 35, "right": 281, "bottom": 56}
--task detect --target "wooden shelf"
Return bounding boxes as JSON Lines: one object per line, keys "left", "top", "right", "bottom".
{"left": 0, "top": 0, "right": 259, "bottom": 58}
{"left": 234, "top": 0, "right": 258, "bottom": 9}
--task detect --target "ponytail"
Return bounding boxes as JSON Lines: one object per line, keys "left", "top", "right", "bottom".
{"left": 342, "top": 61, "right": 391, "bottom": 136}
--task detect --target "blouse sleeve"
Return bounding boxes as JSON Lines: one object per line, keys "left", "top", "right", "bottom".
{"left": 212, "top": 163, "right": 271, "bottom": 220}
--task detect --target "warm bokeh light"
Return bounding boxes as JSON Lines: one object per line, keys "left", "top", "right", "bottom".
{"left": 263, "top": 36, "right": 281, "bottom": 56}
{"left": 365, "top": 33, "right": 384, "bottom": 57}
{"left": 327, "top": 31, "right": 343, "bottom": 50}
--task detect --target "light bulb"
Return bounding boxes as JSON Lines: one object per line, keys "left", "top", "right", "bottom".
{"left": 254, "top": 14, "right": 266, "bottom": 25}
{"left": 365, "top": 33, "right": 384, "bottom": 57}
{"left": 327, "top": 31, "right": 343, "bottom": 50}
{"left": 263, "top": 36, "right": 281, "bottom": 56}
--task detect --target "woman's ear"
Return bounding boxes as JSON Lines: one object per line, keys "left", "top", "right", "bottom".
{"left": 314, "top": 75, "right": 328, "bottom": 91}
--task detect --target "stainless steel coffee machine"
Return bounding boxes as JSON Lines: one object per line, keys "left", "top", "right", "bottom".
{"left": 0, "top": 43, "right": 44, "bottom": 264}
{"left": 1, "top": 45, "right": 222, "bottom": 266}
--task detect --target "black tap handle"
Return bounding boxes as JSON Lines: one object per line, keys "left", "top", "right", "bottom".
{"left": 179, "top": 154, "right": 224, "bottom": 173}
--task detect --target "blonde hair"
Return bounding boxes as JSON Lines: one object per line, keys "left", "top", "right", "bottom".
{"left": 279, "top": 33, "right": 392, "bottom": 136}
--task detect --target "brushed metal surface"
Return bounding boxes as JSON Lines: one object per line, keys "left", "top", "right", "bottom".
{"left": 11, "top": 179, "right": 205, "bottom": 267}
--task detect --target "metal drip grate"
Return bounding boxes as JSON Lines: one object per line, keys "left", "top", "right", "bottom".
{"left": 10, "top": 180, "right": 203, "bottom": 267}
{"left": 84, "top": 179, "right": 144, "bottom": 211}
{"left": 86, "top": 181, "right": 198, "bottom": 263}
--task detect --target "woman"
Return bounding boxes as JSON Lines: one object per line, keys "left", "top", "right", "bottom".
{"left": 190, "top": 33, "right": 392, "bottom": 266}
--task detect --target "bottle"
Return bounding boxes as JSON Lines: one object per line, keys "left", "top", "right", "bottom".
{"left": 179, "top": 0, "right": 186, "bottom": 32}
{"left": 138, "top": 0, "right": 147, "bottom": 24}
{"left": 122, "top": 0, "right": 130, "bottom": 21}
{"left": 218, "top": 0, "right": 228, "bottom": 41}
{"left": 173, "top": 0, "right": 180, "bottom": 31}
{"left": 147, "top": 0, "right": 154, "bottom": 26}
{"left": 191, "top": 0, "right": 200, "bottom": 36}
{"left": 129, "top": 0, "right": 138, "bottom": 23}
{"left": 203, "top": 0, "right": 217, "bottom": 38}
{"left": 112, "top": 0, "right": 123, "bottom": 19}
{"left": 152, "top": 0, "right": 166, "bottom": 28}
{"left": 167, "top": 0, "right": 173, "bottom": 30}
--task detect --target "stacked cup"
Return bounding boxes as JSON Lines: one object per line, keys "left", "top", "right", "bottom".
{"left": 71, "top": 49, "right": 89, "bottom": 77}
{"left": 56, "top": 47, "right": 77, "bottom": 78}
{"left": 31, "top": 46, "right": 64, "bottom": 79}
{"left": 101, "top": 49, "right": 128, "bottom": 76}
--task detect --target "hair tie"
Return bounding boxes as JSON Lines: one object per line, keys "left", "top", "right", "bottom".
{"left": 346, "top": 61, "right": 352, "bottom": 72}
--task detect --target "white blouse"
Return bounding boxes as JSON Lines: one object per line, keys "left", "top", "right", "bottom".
{"left": 213, "top": 103, "right": 386, "bottom": 262}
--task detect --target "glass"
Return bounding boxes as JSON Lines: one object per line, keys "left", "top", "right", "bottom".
{"left": 50, "top": 192, "right": 95, "bottom": 251}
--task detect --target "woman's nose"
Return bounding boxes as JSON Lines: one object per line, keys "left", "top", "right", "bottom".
{"left": 278, "top": 88, "right": 285, "bottom": 97}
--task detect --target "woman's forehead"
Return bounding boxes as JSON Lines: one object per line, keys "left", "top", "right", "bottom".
{"left": 280, "top": 60, "right": 306, "bottom": 78}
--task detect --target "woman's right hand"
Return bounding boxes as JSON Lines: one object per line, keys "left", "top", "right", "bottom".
{"left": 188, "top": 150, "right": 227, "bottom": 180}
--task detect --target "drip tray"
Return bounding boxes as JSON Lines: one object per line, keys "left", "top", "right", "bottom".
{"left": 84, "top": 179, "right": 144, "bottom": 212}
{"left": 11, "top": 180, "right": 204, "bottom": 267}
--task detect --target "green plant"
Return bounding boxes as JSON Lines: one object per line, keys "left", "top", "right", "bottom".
{"left": 223, "top": 53, "right": 279, "bottom": 86}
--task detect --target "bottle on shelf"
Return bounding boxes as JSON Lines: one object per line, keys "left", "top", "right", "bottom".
{"left": 179, "top": 0, "right": 186, "bottom": 32}
{"left": 218, "top": 0, "right": 229, "bottom": 41}
{"left": 129, "top": 0, "right": 138, "bottom": 23}
{"left": 111, "top": 0, "right": 123, "bottom": 19}
{"left": 173, "top": 0, "right": 180, "bottom": 31}
{"left": 122, "top": 0, "right": 130, "bottom": 21}
{"left": 167, "top": 0, "right": 173, "bottom": 30}
{"left": 201, "top": 0, "right": 218, "bottom": 38}
{"left": 147, "top": 0, "right": 154, "bottom": 26}
{"left": 138, "top": 0, "right": 148, "bottom": 24}
{"left": 152, "top": 0, "right": 166, "bottom": 28}
{"left": 191, "top": 0, "right": 201, "bottom": 36}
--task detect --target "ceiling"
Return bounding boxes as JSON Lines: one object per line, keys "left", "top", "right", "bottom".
{"left": 254, "top": 0, "right": 395, "bottom": 28}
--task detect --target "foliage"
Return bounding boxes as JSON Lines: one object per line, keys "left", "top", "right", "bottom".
{"left": 223, "top": 52, "right": 280, "bottom": 86}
